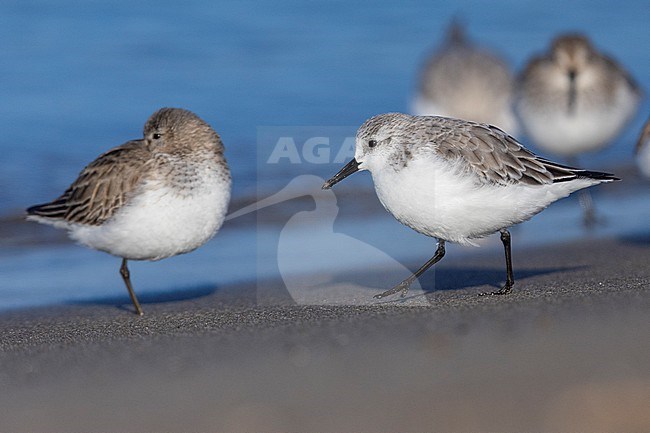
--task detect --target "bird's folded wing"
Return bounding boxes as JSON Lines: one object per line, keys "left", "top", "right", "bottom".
{"left": 435, "top": 121, "right": 579, "bottom": 186}
{"left": 27, "top": 140, "right": 150, "bottom": 226}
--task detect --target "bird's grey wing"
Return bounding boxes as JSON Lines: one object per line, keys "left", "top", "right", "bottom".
{"left": 27, "top": 140, "right": 150, "bottom": 225}
{"left": 435, "top": 121, "right": 580, "bottom": 186}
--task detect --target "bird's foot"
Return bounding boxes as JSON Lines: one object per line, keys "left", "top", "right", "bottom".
{"left": 374, "top": 280, "right": 411, "bottom": 299}
{"left": 479, "top": 282, "right": 513, "bottom": 297}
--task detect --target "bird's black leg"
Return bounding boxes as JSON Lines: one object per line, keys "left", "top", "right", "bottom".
{"left": 480, "top": 229, "right": 514, "bottom": 296}
{"left": 120, "top": 258, "right": 144, "bottom": 315}
{"left": 374, "top": 240, "right": 446, "bottom": 299}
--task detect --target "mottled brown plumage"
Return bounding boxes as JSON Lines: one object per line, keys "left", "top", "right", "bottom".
{"left": 27, "top": 108, "right": 229, "bottom": 226}
{"left": 26, "top": 107, "right": 232, "bottom": 315}
{"left": 29, "top": 141, "right": 150, "bottom": 225}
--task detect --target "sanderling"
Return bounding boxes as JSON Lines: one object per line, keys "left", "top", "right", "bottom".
{"left": 412, "top": 21, "right": 518, "bottom": 135}
{"left": 517, "top": 33, "right": 640, "bottom": 223}
{"left": 27, "top": 108, "right": 231, "bottom": 315}
{"left": 323, "top": 113, "right": 618, "bottom": 299}
{"left": 636, "top": 117, "right": 650, "bottom": 178}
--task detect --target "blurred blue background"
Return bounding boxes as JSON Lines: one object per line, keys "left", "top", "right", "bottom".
{"left": 0, "top": 0, "right": 649, "bottom": 310}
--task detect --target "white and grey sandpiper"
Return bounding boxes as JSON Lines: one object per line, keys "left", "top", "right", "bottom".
{"left": 27, "top": 107, "right": 231, "bottom": 315}
{"left": 517, "top": 33, "right": 640, "bottom": 224}
{"left": 635, "top": 117, "right": 650, "bottom": 178}
{"left": 323, "top": 113, "right": 618, "bottom": 299}
{"left": 412, "top": 20, "right": 518, "bottom": 135}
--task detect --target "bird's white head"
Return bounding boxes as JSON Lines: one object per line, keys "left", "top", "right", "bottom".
{"left": 322, "top": 112, "right": 414, "bottom": 189}
{"left": 354, "top": 112, "right": 416, "bottom": 172}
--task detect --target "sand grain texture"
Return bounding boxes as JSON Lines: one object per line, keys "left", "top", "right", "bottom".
{"left": 0, "top": 236, "right": 649, "bottom": 433}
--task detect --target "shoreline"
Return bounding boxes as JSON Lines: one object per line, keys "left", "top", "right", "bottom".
{"left": 1, "top": 234, "right": 648, "bottom": 343}
{"left": 2, "top": 171, "right": 649, "bottom": 313}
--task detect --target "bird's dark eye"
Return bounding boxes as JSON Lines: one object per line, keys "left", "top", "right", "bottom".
{"left": 368, "top": 139, "right": 377, "bottom": 148}
{"left": 152, "top": 133, "right": 162, "bottom": 140}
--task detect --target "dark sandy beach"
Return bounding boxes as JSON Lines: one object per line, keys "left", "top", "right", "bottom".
{"left": 1, "top": 235, "right": 649, "bottom": 432}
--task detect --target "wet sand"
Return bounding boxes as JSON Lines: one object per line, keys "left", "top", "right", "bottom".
{"left": 0, "top": 235, "right": 649, "bottom": 432}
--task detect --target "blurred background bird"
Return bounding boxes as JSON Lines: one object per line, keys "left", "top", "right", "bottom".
{"left": 516, "top": 33, "right": 642, "bottom": 225}
{"left": 412, "top": 19, "right": 519, "bottom": 136}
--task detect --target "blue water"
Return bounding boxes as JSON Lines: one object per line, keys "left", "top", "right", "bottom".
{"left": 1, "top": 0, "right": 649, "bottom": 311}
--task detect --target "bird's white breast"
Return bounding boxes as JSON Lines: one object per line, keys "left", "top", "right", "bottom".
{"left": 368, "top": 156, "right": 596, "bottom": 245}
{"left": 69, "top": 174, "right": 231, "bottom": 261}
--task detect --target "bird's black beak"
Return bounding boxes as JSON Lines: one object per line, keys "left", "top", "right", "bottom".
{"left": 322, "top": 158, "right": 360, "bottom": 189}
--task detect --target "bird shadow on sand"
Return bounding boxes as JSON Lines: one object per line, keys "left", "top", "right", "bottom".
{"left": 67, "top": 284, "right": 224, "bottom": 313}
{"left": 420, "top": 266, "right": 576, "bottom": 292}
{"left": 319, "top": 264, "right": 581, "bottom": 304}
{"left": 65, "top": 265, "right": 581, "bottom": 311}
{"left": 371, "top": 265, "right": 582, "bottom": 303}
